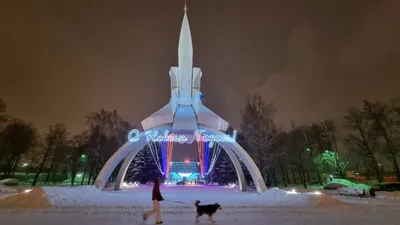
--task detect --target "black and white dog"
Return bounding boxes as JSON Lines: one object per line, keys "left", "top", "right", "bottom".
{"left": 194, "top": 200, "right": 222, "bottom": 223}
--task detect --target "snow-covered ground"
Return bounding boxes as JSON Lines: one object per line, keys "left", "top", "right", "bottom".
{"left": 0, "top": 185, "right": 400, "bottom": 225}
{"left": 42, "top": 185, "right": 327, "bottom": 207}
{"left": 1, "top": 204, "right": 399, "bottom": 225}
{"left": 0, "top": 184, "right": 17, "bottom": 199}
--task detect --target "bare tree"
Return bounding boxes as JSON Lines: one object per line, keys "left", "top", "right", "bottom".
{"left": 344, "top": 107, "right": 382, "bottom": 182}
{"left": 69, "top": 131, "right": 89, "bottom": 185}
{"left": 85, "top": 109, "right": 132, "bottom": 184}
{"left": 363, "top": 100, "right": 400, "bottom": 181}
{"left": 284, "top": 125, "right": 316, "bottom": 188}
{"left": 239, "top": 94, "right": 280, "bottom": 186}
{"left": 0, "top": 119, "right": 38, "bottom": 179}
{"left": 31, "top": 123, "right": 68, "bottom": 186}
{"left": 0, "top": 98, "right": 10, "bottom": 164}
{"left": 0, "top": 98, "right": 9, "bottom": 128}
{"left": 43, "top": 123, "right": 69, "bottom": 184}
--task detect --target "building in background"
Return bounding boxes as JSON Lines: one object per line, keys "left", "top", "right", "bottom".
{"left": 168, "top": 160, "right": 200, "bottom": 183}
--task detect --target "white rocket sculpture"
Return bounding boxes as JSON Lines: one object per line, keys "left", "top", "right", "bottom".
{"left": 141, "top": 6, "right": 229, "bottom": 139}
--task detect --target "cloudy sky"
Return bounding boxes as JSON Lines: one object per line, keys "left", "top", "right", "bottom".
{"left": 1, "top": 0, "right": 399, "bottom": 135}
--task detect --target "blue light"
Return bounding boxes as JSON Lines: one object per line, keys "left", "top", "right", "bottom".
{"left": 203, "top": 141, "right": 210, "bottom": 177}
{"left": 161, "top": 140, "right": 167, "bottom": 177}
{"left": 199, "top": 92, "right": 204, "bottom": 100}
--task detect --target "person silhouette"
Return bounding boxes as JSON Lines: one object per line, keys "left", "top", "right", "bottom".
{"left": 143, "top": 177, "right": 164, "bottom": 224}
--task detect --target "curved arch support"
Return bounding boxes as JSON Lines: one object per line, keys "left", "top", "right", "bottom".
{"left": 218, "top": 143, "right": 247, "bottom": 191}
{"left": 95, "top": 125, "right": 171, "bottom": 191}
{"left": 94, "top": 138, "right": 147, "bottom": 191}
{"left": 228, "top": 141, "right": 267, "bottom": 193}
{"left": 114, "top": 142, "right": 147, "bottom": 190}
{"left": 201, "top": 127, "right": 267, "bottom": 194}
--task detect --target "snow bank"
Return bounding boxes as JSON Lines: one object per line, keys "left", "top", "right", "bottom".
{"left": 0, "top": 184, "right": 16, "bottom": 193}
{"left": 0, "top": 184, "right": 17, "bottom": 199}
{"left": 43, "top": 185, "right": 110, "bottom": 206}
{"left": 0, "top": 178, "right": 19, "bottom": 186}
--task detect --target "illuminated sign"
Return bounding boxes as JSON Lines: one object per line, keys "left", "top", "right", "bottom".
{"left": 127, "top": 129, "right": 237, "bottom": 148}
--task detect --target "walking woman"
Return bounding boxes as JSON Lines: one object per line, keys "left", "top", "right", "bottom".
{"left": 143, "top": 177, "right": 164, "bottom": 224}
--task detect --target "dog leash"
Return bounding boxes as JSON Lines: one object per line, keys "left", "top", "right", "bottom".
{"left": 166, "top": 200, "right": 192, "bottom": 205}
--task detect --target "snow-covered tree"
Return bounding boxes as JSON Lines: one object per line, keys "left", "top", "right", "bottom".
{"left": 125, "top": 145, "right": 163, "bottom": 183}
{"left": 209, "top": 151, "right": 236, "bottom": 184}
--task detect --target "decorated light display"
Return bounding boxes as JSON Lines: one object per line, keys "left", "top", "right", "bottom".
{"left": 128, "top": 129, "right": 237, "bottom": 148}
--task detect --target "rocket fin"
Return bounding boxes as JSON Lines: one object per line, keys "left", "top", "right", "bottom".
{"left": 197, "top": 104, "right": 229, "bottom": 132}
{"left": 141, "top": 103, "right": 174, "bottom": 131}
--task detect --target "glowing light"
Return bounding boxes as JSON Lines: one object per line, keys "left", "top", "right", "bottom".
{"left": 194, "top": 130, "right": 237, "bottom": 148}
{"left": 148, "top": 141, "right": 164, "bottom": 175}
{"left": 184, "top": 160, "right": 190, "bottom": 163}
{"left": 207, "top": 144, "right": 221, "bottom": 174}
{"left": 178, "top": 173, "right": 192, "bottom": 178}
{"left": 127, "top": 129, "right": 237, "bottom": 148}
{"left": 313, "top": 191, "right": 322, "bottom": 195}
{"left": 76, "top": 173, "right": 82, "bottom": 178}
{"left": 24, "top": 189, "right": 32, "bottom": 193}
{"left": 198, "top": 135, "right": 204, "bottom": 176}
{"left": 22, "top": 163, "right": 28, "bottom": 167}
{"left": 203, "top": 139, "right": 210, "bottom": 176}
{"left": 162, "top": 135, "right": 175, "bottom": 178}
{"left": 128, "top": 129, "right": 140, "bottom": 142}
{"left": 287, "top": 189, "right": 297, "bottom": 194}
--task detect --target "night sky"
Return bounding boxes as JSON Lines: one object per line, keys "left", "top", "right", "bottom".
{"left": 1, "top": 0, "right": 399, "bottom": 135}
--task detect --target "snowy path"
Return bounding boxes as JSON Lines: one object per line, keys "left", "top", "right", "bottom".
{"left": 1, "top": 206, "right": 399, "bottom": 225}
{"left": 1, "top": 185, "right": 400, "bottom": 224}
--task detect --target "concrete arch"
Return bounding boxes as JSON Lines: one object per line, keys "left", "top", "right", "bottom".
{"left": 114, "top": 142, "right": 147, "bottom": 190}
{"left": 199, "top": 126, "right": 267, "bottom": 193}
{"left": 94, "top": 125, "right": 168, "bottom": 191}
{"left": 95, "top": 125, "right": 266, "bottom": 193}
{"left": 217, "top": 142, "right": 247, "bottom": 191}
{"left": 114, "top": 141, "right": 247, "bottom": 191}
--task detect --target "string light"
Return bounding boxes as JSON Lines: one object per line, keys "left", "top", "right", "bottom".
{"left": 207, "top": 144, "right": 221, "bottom": 174}
{"left": 203, "top": 140, "right": 210, "bottom": 177}
{"left": 148, "top": 142, "right": 164, "bottom": 175}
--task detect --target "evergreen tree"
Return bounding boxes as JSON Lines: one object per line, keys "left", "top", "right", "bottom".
{"left": 142, "top": 144, "right": 163, "bottom": 182}
{"left": 125, "top": 147, "right": 147, "bottom": 183}
{"left": 125, "top": 145, "right": 163, "bottom": 183}
{"left": 210, "top": 150, "right": 236, "bottom": 184}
